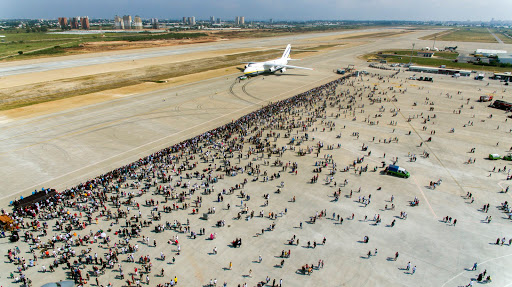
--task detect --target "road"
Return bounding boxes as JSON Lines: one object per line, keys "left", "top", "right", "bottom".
{"left": 487, "top": 27, "right": 504, "bottom": 45}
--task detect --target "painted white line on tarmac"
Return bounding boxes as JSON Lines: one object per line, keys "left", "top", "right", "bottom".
{"left": 441, "top": 252, "right": 512, "bottom": 287}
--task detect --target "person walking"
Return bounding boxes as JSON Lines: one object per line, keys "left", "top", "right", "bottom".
{"left": 394, "top": 252, "right": 399, "bottom": 261}
{"left": 412, "top": 265, "right": 416, "bottom": 274}
{"left": 472, "top": 262, "right": 477, "bottom": 270}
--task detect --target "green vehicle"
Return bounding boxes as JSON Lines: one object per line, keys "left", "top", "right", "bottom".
{"left": 503, "top": 154, "right": 512, "bottom": 161}
{"left": 489, "top": 154, "right": 501, "bottom": 160}
{"left": 386, "top": 165, "right": 410, "bottom": 178}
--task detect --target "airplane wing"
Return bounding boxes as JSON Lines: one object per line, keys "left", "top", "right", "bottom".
{"left": 241, "top": 62, "right": 258, "bottom": 64}
{"left": 279, "top": 64, "right": 313, "bottom": 70}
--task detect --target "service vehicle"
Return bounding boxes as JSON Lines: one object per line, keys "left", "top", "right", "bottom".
{"left": 479, "top": 95, "right": 493, "bottom": 102}
{"left": 489, "top": 154, "right": 501, "bottom": 160}
{"left": 385, "top": 165, "right": 410, "bottom": 178}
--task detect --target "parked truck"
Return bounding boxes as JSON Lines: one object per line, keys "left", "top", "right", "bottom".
{"left": 385, "top": 165, "right": 410, "bottom": 178}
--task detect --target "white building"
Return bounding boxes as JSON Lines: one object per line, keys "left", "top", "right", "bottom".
{"left": 476, "top": 49, "right": 507, "bottom": 56}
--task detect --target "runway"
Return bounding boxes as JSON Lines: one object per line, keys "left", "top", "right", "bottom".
{"left": 0, "top": 28, "right": 508, "bottom": 201}
{"left": 0, "top": 28, "right": 391, "bottom": 77}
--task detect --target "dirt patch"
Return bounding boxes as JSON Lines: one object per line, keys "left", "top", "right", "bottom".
{"left": 0, "top": 67, "right": 238, "bottom": 119}
{"left": 0, "top": 43, "right": 350, "bottom": 119}
{"left": 69, "top": 37, "right": 220, "bottom": 54}
{"left": 0, "top": 49, "right": 284, "bottom": 111}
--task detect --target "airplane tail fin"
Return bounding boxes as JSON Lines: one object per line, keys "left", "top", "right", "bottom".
{"left": 281, "top": 44, "right": 291, "bottom": 59}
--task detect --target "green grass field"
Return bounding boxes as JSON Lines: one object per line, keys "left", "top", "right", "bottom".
{"left": 380, "top": 50, "right": 459, "bottom": 60}
{"left": 421, "top": 28, "right": 498, "bottom": 43}
{"left": 492, "top": 28, "right": 512, "bottom": 44}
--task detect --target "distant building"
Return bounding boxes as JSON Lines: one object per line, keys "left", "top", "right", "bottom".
{"left": 235, "top": 16, "right": 244, "bottom": 26}
{"left": 188, "top": 16, "right": 195, "bottom": 26}
{"left": 123, "top": 15, "right": 132, "bottom": 29}
{"left": 70, "top": 17, "right": 80, "bottom": 29}
{"left": 114, "top": 16, "right": 124, "bottom": 29}
{"left": 133, "top": 16, "right": 142, "bottom": 30}
{"left": 417, "top": 51, "right": 434, "bottom": 58}
{"left": 475, "top": 49, "right": 507, "bottom": 56}
{"left": 151, "top": 18, "right": 159, "bottom": 29}
{"left": 216, "top": 18, "right": 221, "bottom": 24}
{"left": 497, "top": 53, "right": 512, "bottom": 64}
{"left": 210, "top": 16, "right": 215, "bottom": 24}
{"left": 183, "top": 17, "right": 188, "bottom": 24}
{"left": 409, "top": 65, "right": 471, "bottom": 76}
{"left": 81, "top": 16, "right": 90, "bottom": 30}
{"left": 58, "top": 17, "right": 68, "bottom": 29}
{"left": 269, "top": 18, "right": 273, "bottom": 24}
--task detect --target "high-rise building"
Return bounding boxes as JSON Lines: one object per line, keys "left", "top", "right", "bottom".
{"left": 114, "top": 16, "right": 124, "bottom": 29}
{"left": 133, "top": 16, "right": 142, "bottom": 30}
{"left": 235, "top": 16, "right": 240, "bottom": 25}
{"left": 151, "top": 18, "right": 159, "bottom": 29}
{"left": 58, "top": 17, "right": 68, "bottom": 29}
{"left": 183, "top": 17, "right": 188, "bottom": 24}
{"left": 188, "top": 16, "right": 195, "bottom": 26}
{"left": 123, "top": 15, "right": 132, "bottom": 29}
{"left": 269, "top": 18, "right": 273, "bottom": 24}
{"left": 70, "top": 17, "right": 80, "bottom": 29}
{"left": 81, "top": 16, "right": 90, "bottom": 30}
{"left": 216, "top": 18, "right": 221, "bottom": 24}
{"left": 210, "top": 16, "right": 215, "bottom": 24}
{"left": 240, "top": 16, "right": 245, "bottom": 25}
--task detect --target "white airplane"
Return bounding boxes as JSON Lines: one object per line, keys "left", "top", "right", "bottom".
{"left": 242, "top": 44, "right": 313, "bottom": 76}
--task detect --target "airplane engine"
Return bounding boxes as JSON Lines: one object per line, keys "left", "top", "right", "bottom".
{"left": 280, "top": 67, "right": 286, "bottom": 73}
{"left": 245, "top": 65, "right": 248, "bottom": 69}
{"left": 269, "top": 67, "right": 277, "bottom": 73}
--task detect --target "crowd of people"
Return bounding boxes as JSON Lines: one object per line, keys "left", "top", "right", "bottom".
{"left": 2, "top": 67, "right": 509, "bottom": 286}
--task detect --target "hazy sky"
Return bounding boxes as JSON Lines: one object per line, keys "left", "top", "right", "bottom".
{"left": 2, "top": 0, "right": 511, "bottom": 21}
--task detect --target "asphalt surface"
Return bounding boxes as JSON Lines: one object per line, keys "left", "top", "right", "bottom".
{"left": 0, "top": 29, "right": 437, "bottom": 199}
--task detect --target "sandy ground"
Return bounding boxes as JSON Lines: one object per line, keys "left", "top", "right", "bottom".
{"left": 0, "top": 47, "right": 257, "bottom": 89}
{"left": 0, "top": 43, "right": 346, "bottom": 119}
{"left": 0, "top": 28, "right": 405, "bottom": 112}
{"left": 1, "top": 67, "right": 241, "bottom": 119}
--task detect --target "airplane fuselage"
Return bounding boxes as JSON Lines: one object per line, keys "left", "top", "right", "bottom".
{"left": 242, "top": 44, "right": 311, "bottom": 76}
{"left": 243, "top": 58, "right": 289, "bottom": 76}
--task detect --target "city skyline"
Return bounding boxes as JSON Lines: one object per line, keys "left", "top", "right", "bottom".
{"left": 3, "top": 0, "right": 512, "bottom": 21}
